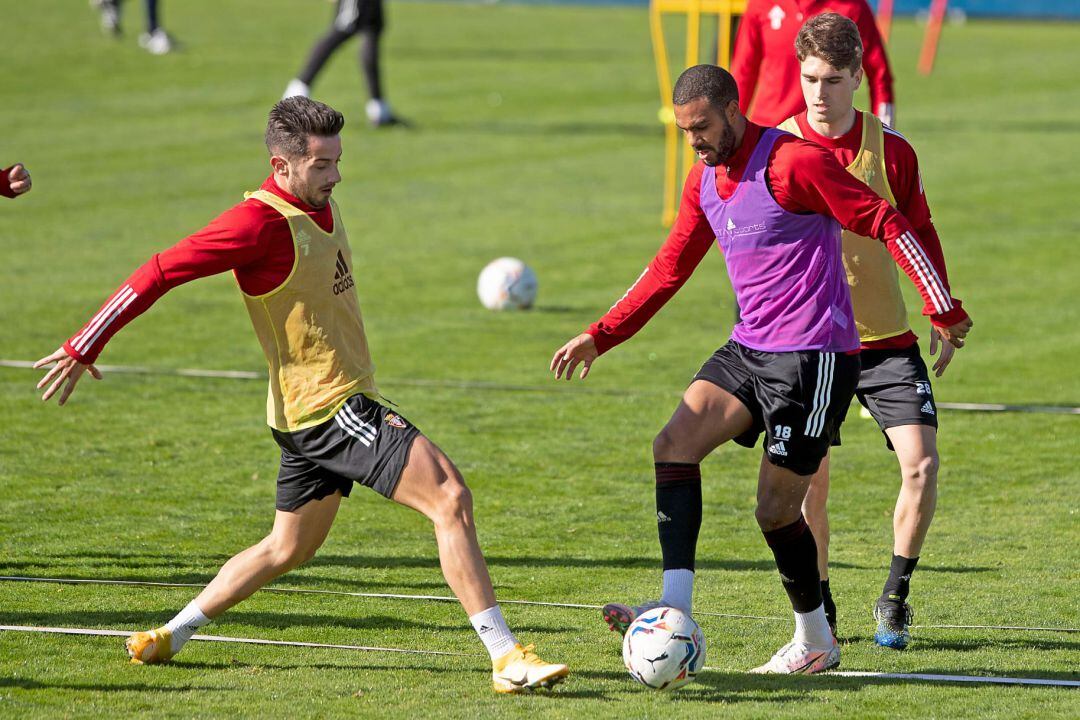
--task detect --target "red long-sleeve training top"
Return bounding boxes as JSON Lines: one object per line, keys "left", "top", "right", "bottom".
{"left": 731, "top": 0, "right": 894, "bottom": 127}
{"left": 586, "top": 122, "right": 967, "bottom": 355}
{"left": 64, "top": 176, "right": 327, "bottom": 364}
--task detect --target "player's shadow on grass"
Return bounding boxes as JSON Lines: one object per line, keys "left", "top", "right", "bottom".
{"left": 913, "top": 636, "right": 1080, "bottom": 654}
{"left": 0, "top": 676, "right": 225, "bottom": 693}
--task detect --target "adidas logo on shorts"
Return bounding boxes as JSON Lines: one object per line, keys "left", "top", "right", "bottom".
{"left": 768, "top": 441, "right": 788, "bottom": 457}
{"left": 921, "top": 401, "right": 936, "bottom": 415}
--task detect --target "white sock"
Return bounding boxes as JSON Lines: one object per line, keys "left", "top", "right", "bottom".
{"left": 469, "top": 605, "right": 519, "bottom": 660}
{"left": 164, "top": 600, "right": 211, "bottom": 654}
{"left": 283, "top": 79, "right": 309, "bottom": 100}
{"left": 793, "top": 604, "right": 833, "bottom": 646}
{"left": 660, "top": 569, "right": 694, "bottom": 613}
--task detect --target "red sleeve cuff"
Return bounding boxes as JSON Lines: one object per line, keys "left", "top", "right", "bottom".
{"left": 586, "top": 326, "right": 618, "bottom": 356}
{"left": 0, "top": 167, "right": 15, "bottom": 198}
{"left": 63, "top": 341, "right": 94, "bottom": 365}
{"left": 930, "top": 301, "right": 967, "bottom": 328}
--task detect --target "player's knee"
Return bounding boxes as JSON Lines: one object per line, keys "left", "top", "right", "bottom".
{"left": 903, "top": 453, "right": 939, "bottom": 491}
{"left": 652, "top": 426, "right": 679, "bottom": 461}
{"left": 432, "top": 470, "right": 473, "bottom": 526}
{"left": 755, "top": 498, "right": 798, "bottom": 531}
{"left": 265, "top": 537, "right": 319, "bottom": 572}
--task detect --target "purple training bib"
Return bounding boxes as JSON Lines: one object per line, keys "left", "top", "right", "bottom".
{"left": 700, "top": 128, "right": 859, "bottom": 353}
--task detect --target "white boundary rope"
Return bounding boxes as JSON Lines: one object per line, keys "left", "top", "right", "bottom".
{"left": 4, "top": 575, "right": 1079, "bottom": 633}
{"left": 0, "top": 624, "right": 479, "bottom": 657}
{"left": 3, "top": 360, "right": 1077, "bottom": 414}
{"left": 0, "top": 576, "right": 783, "bottom": 621}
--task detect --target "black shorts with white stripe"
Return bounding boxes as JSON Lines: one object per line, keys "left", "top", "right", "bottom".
{"left": 271, "top": 393, "right": 420, "bottom": 511}
{"left": 332, "top": 0, "right": 384, "bottom": 34}
{"left": 855, "top": 342, "right": 938, "bottom": 450}
{"left": 694, "top": 340, "right": 860, "bottom": 476}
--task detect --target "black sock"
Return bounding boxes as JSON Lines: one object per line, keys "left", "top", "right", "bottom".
{"left": 655, "top": 463, "right": 701, "bottom": 571}
{"left": 763, "top": 516, "right": 822, "bottom": 613}
{"left": 821, "top": 579, "right": 836, "bottom": 627}
{"left": 881, "top": 554, "right": 919, "bottom": 602}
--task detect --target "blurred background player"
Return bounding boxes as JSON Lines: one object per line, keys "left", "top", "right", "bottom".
{"left": 283, "top": 0, "right": 402, "bottom": 128}
{"left": 1, "top": 163, "right": 32, "bottom": 198}
{"left": 732, "top": 0, "right": 895, "bottom": 128}
{"left": 780, "top": 12, "right": 972, "bottom": 649}
{"left": 32, "top": 97, "right": 566, "bottom": 694}
{"left": 92, "top": 0, "right": 174, "bottom": 55}
{"left": 550, "top": 65, "right": 969, "bottom": 675}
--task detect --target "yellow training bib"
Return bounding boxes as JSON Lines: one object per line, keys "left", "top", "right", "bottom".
{"left": 240, "top": 189, "right": 378, "bottom": 432}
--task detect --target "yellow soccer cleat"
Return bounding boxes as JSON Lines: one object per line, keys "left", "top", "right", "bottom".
{"left": 125, "top": 628, "right": 174, "bottom": 665}
{"left": 492, "top": 643, "right": 569, "bottom": 694}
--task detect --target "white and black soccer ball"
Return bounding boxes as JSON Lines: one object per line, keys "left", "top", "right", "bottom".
{"left": 622, "top": 607, "right": 706, "bottom": 691}
{"left": 477, "top": 257, "right": 537, "bottom": 311}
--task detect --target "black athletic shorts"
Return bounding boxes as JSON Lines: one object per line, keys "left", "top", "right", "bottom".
{"left": 694, "top": 340, "right": 860, "bottom": 476}
{"left": 333, "top": 0, "right": 384, "bottom": 34}
{"left": 855, "top": 342, "right": 938, "bottom": 450}
{"left": 271, "top": 393, "right": 420, "bottom": 511}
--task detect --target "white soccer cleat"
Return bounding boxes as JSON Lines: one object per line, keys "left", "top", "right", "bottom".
{"left": 283, "top": 79, "right": 310, "bottom": 100}
{"left": 138, "top": 29, "right": 173, "bottom": 55}
{"left": 491, "top": 643, "right": 569, "bottom": 694}
{"left": 749, "top": 638, "right": 840, "bottom": 675}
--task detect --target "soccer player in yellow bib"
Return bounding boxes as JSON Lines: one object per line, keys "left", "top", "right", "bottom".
{"left": 33, "top": 97, "right": 567, "bottom": 693}
{"left": 779, "top": 13, "right": 973, "bottom": 649}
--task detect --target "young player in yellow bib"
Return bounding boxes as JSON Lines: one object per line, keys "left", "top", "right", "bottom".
{"left": 779, "top": 13, "right": 974, "bottom": 648}
{"left": 33, "top": 97, "right": 567, "bottom": 694}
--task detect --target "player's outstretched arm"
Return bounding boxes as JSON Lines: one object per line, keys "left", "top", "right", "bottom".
{"left": 550, "top": 333, "right": 598, "bottom": 381}
{"left": 1, "top": 163, "right": 32, "bottom": 198}
{"left": 33, "top": 347, "right": 102, "bottom": 405}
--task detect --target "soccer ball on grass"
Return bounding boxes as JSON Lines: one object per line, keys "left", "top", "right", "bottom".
{"left": 622, "top": 606, "right": 706, "bottom": 691}
{"left": 477, "top": 257, "right": 537, "bottom": 310}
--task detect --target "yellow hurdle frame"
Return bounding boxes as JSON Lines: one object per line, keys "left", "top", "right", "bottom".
{"left": 649, "top": 0, "right": 747, "bottom": 226}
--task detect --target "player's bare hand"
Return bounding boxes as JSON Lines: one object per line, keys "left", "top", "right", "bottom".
{"left": 935, "top": 315, "right": 973, "bottom": 349}
{"left": 550, "top": 333, "right": 598, "bottom": 381}
{"left": 8, "top": 163, "right": 31, "bottom": 195}
{"left": 33, "top": 347, "right": 102, "bottom": 405}
{"left": 928, "top": 326, "right": 956, "bottom": 377}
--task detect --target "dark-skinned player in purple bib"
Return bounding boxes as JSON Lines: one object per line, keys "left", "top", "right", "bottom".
{"left": 551, "top": 65, "right": 971, "bottom": 674}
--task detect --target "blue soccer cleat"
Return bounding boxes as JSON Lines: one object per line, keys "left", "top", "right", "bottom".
{"left": 873, "top": 596, "right": 914, "bottom": 649}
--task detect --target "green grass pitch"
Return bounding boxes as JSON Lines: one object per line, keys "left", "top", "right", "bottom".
{"left": 1, "top": 1, "right": 1078, "bottom": 717}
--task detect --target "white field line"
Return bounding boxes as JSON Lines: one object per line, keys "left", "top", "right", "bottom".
{"left": 828, "top": 670, "right": 1080, "bottom": 688}
{"left": 3, "top": 359, "right": 1078, "bottom": 413}
{"left": 701, "top": 666, "right": 1080, "bottom": 688}
{"left": 0, "top": 624, "right": 479, "bottom": 657}
{"left": 4, "top": 575, "right": 1080, "bottom": 632}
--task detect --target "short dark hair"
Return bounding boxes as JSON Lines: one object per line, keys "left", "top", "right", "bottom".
{"left": 672, "top": 64, "right": 739, "bottom": 110}
{"left": 265, "top": 96, "right": 345, "bottom": 158}
{"left": 795, "top": 13, "right": 863, "bottom": 73}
